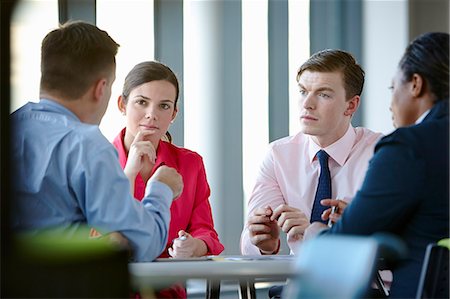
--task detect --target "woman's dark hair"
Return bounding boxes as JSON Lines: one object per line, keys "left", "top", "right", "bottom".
{"left": 122, "top": 61, "right": 179, "bottom": 142}
{"left": 398, "top": 32, "right": 449, "bottom": 101}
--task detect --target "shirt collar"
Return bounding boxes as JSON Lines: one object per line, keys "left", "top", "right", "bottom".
{"left": 39, "top": 98, "right": 80, "bottom": 122}
{"left": 307, "top": 125, "right": 356, "bottom": 166}
{"left": 154, "top": 140, "right": 181, "bottom": 170}
{"left": 415, "top": 109, "right": 431, "bottom": 124}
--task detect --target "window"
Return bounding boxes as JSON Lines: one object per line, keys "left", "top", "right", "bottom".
{"left": 241, "top": 0, "right": 310, "bottom": 213}
{"left": 288, "top": 0, "right": 310, "bottom": 135}
{"left": 242, "top": 0, "right": 269, "bottom": 212}
{"left": 10, "top": 0, "right": 58, "bottom": 113}
{"left": 96, "top": 0, "right": 154, "bottom": 141}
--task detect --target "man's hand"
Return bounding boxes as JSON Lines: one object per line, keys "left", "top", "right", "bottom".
{"left": 247, "top": 206, "right": 280, "bottom": 253}
{"left": 271, "top": 204, "right": 308, "bottom": 242}
{"left": 320, "top": 199, "right": 348, "bottom": 224}
{"left": 150, "top": 166, "right": 183, "bottom": 200}
{"left": 105, "top": 231, "right": 130, "bottom": 250}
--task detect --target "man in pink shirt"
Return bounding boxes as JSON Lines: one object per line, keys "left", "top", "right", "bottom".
{"left": 240, "top": 49, "right": 383, "bottom": 255}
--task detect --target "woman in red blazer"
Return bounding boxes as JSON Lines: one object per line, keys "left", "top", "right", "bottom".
{"left": 114, "top": 61, "right": 224, "bottom": 298}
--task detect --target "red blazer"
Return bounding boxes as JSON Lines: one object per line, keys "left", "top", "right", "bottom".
{"left": 113, "top": 128, "right": 224, "bottom": 258}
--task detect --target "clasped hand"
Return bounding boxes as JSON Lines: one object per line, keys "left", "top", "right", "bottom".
{"left": 248, "top": 199, "right": 348, "bottom": 252}
{"left": 247, "top": 204, "right": 308, "bottom": 252}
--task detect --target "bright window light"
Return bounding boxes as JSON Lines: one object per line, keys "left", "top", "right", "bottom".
{"left": 10, "top": 0, "right": 58, "bottom": 113}
{"left": 97, "top": 0, "right": 154, "bottom": 141}
{"left": 242, "top": 0, "right": 269, "bottom": 214}
{"left": 182, "top": 0, "right": 205, "bottom": 154}
{"left": 288, "top": 0, "right": 310, "bottom": 135}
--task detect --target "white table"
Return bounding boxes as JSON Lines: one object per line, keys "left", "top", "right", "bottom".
{"left": 128, "top": 255, "right": 297, "bottom": 299}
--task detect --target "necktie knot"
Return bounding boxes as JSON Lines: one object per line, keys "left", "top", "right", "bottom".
{"left": 316, "top": 150, "right": 329, "bottom": 166}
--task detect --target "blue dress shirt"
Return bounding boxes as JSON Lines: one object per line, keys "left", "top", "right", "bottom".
{"left": 11, "top": 99, "right": 173, "bottom": 262}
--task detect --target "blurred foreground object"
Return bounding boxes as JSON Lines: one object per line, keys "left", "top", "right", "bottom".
{"left": 283, "top": 234, "right": 407, "bottom": 299}
{"left": 3, "top": 226, "right": 130, "bottom": 298}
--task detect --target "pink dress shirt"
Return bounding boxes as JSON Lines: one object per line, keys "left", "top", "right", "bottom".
{"left": 240, "top": 125, "right": 382, "bottom": 254}
{"left": 113, "top": 128, "right": 224, "bottom": 258}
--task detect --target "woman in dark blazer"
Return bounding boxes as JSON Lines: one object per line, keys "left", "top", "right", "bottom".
{"left": 307, "top": 32, "right": 449, "bottom": 298}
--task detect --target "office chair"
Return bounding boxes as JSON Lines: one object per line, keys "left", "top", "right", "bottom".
{"left": 282, "top": 234, "right": 406, "bottom": 299}
{"left": 415, "top": 239, "right": 449, "bottom": 299}
{"left": 373, "top": 233, "right": 410, "bottom": 298}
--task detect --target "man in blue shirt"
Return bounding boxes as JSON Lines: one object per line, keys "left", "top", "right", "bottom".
{"left": 10, "top": 21, "right": 183, "bottom": 262}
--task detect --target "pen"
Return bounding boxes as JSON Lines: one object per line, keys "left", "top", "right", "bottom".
{"left": 173, "top": 235, "right": 187, "bottom": 243}
{"left": 327, "top": 206, "right": 338, "bottom": 228}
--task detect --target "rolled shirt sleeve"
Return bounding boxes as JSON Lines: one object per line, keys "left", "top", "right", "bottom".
{"left": 74, "top": 139, "right": 173, "bottom": 262}
{"left": 240, "top": 147, "right": 286, "bottom": 255}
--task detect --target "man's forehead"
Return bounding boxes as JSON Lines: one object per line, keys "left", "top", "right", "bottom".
{"left": 298, "top": 70, "right": 344, "bottom": 87}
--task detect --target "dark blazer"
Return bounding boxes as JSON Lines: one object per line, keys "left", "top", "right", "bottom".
{"left": 327, "top": 99, "right": 449, "bottom": 298}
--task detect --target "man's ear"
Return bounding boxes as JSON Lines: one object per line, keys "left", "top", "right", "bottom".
{"left": 344, "top": 95, "right": 360, "bottom": 116}
{"left": 93, "top": 78, "right": 107, "bottom": 103}
{"left": 410, "top": 73, "right": 424, "bottom": 97}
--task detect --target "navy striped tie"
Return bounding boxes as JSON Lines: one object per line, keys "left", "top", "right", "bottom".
{"left": 310, "top": 150, "right": 331, "bottom": 223}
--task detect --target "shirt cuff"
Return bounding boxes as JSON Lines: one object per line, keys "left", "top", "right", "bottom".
{"left": 260, "top": 239, "right": 281, "bottom": 255}
{"left": 145, "top": 180, "right": 173, "bottom": 205}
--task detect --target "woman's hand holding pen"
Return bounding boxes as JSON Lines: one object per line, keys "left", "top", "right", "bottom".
{"left": 303, "top": 199, "right": 348, "bottom": 242}
{"left": 320, "top": 198, "right": 348, "bottom": 226}
{"left": 168, "top": 230, "right": 207, "bottom": 258}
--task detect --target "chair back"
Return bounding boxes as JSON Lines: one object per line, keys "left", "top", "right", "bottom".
{"left": 283, "top": 235, "right": 379, "bottom": 299}
{"left": 416, "top": 240, "right": 449, "bottom": 299}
